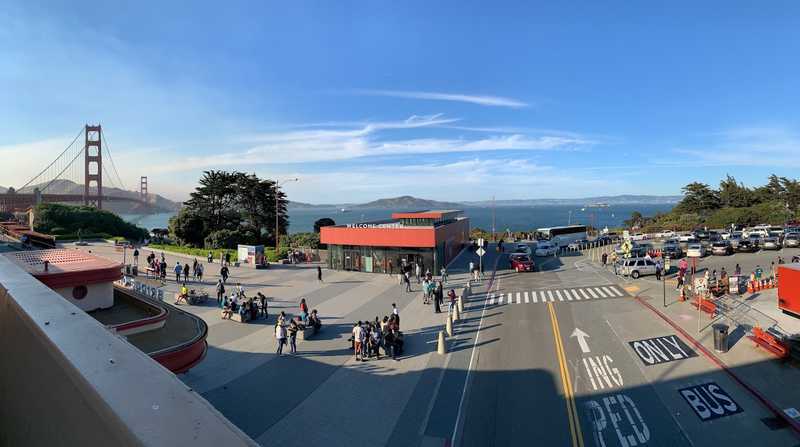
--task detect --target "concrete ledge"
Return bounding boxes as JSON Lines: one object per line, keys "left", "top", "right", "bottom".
{"left": 0, "top": 255, "right": 257, "bottom": 447}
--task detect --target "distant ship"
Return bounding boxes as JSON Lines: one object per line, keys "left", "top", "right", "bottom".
{"left": 340, "top": 208, "right": 350, "bottom": 213}
{"left": 586, "top": 202, "right": 610, "bottom": 208}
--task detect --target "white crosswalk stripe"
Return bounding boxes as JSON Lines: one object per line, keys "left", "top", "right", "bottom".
{"left": 485, "top": 285, "right": 627, "bottom": 306}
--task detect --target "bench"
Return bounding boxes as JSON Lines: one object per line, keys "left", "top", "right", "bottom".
{"left": 298, "top": 325, "right": 319, "bottom": 341}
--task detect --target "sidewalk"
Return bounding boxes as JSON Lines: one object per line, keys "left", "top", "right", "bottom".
{"left": 588, "top": 254, "right": 800, "bottom": 433}
{"left": 79, "top": 241, "right": 480, "bottom": 445}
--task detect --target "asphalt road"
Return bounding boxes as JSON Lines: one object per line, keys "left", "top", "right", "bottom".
{"left": 451, "top": 243, "right": 798, "bottom": 447}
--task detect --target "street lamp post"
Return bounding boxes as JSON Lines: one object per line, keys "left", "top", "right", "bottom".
{"left": 275, "top": 178, "right": 299, "bottom": 256}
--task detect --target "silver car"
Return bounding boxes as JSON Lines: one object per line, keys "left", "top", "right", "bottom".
{"left": 619, "top": 257, "right": 658, "bottom": 279}
{"left": 763, "top": 237, "right": 781, "bottom": 250}
{"left": 784, "top": 234, "right": 800, "bottom": 248}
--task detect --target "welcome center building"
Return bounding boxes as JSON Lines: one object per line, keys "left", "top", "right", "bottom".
{"left": 320, "top": 210, "right": 470, "bottom": 274}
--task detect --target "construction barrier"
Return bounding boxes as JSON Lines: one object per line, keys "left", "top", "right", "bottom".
{"left": 691, "top": 296, "right": 717, "bottom": 315}
{"left": 749, "top": 326, "right": 789, "bottom": 359}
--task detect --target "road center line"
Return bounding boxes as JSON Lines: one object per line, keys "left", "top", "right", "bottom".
{"left": 548, "top": 303, "right": 584, "bottom": 447}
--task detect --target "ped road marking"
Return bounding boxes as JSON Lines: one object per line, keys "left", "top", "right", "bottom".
{"left": 524, "top": 291, "right": 530, "bottom": 303}
{"left": 548, "top": 303, "right": 584, "bottom": 447}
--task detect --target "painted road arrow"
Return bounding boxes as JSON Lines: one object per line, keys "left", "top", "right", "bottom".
{"left": 570, "top": 328, "right": 591, "bottom": 353}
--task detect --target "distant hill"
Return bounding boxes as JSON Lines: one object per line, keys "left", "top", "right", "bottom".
{"left": 1, "top": 180, "right": 181, "bottom": 214}
{"left": 461, "top": 195, "right": 682, "bottom": 207}
{"left": 353, "top": 195, "right": 464, "bottom": 210}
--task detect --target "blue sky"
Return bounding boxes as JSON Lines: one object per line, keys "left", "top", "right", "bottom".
{"left": 2, "top": 1, "right": 800, "bottom": 203}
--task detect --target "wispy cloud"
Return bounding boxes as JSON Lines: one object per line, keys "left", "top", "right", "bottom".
{"left": 660, "top": 126, "right": 800, "bottom": 168}
{"left": 151, "top": 115, "right": 590, "bottom": 173}
{"left": 351, "top": 89, "right": 528, "bottom": 108}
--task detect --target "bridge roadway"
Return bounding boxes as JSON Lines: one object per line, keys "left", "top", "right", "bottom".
{"left": 451, "top": 244, "right": 796, "bottom": 446}
{"left": 0, "top": 193, "right": 141, "bottom": 211}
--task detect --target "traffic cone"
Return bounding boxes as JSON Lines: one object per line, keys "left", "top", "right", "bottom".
{"left": 446, "top": 314, "right": 453, "bottom": 337}
{"left": 747, "top": 281, "right": 754, "bottom": 293}
{"left": 437, "top": 330, "right": 447, "bottom": 354}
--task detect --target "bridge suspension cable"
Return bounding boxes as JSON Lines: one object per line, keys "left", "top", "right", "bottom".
{"left": 17, "top": 127, "right": 84, "bottom": 191}
{"left": 100, "top": 128, "right": 127, "bottom": 191}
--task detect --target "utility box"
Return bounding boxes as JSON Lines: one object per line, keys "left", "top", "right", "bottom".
{"left": 778, "top": 265, "right": 800, "bottom": 317}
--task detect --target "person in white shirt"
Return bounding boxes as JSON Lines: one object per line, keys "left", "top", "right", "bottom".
{"left": 352, "top": 322, "right": 364, "bottom": 362}
{"left": 275, "top": 322, "right": 286, "bottom": 355}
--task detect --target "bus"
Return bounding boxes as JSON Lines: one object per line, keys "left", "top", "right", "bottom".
{"left": 535, "top": 225, "right": 588, "bottom": 248}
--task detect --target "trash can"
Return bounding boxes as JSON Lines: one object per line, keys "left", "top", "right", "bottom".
{"left": 713, "top": 324, "right": 729, "bottom": 353}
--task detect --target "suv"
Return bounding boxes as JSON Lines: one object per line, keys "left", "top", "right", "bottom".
{"left": 510, "top": 254, "right": 535, "bottom": 272}
{"left": 620, "top": 257, "right": 658, "bottom": 279}
{"left": 784, "top": 233, "right": 800, "bottom": 248}
{"left": 534, "top": 241, "right": 558, "bottom": 257}
{"left": 686, "top": 243, "right": 706, "bottom": 257}
{"left": 711, "top": 241, "right": 733, "bottom": 256}
{"left": 662, "top": 241, "right": 683, "bottom": 259}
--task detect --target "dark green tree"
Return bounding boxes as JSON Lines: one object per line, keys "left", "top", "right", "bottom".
{"left": 313, "top": 217, "right": 336, "bottom": 233}
{"left": 719, "top": 175, "right": 753, "bottom": 208}
{"left": 168, "top": 208, "right": 207, "bottom": 246}
{"left": 675, "top": 182, "right": 720, "bottom": 214}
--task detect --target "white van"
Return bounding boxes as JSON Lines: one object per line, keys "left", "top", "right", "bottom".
{"left": 619, "top": 258, "right": 658, "bottom": 279}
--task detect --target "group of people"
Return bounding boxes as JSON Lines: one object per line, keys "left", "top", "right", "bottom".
{"left": 400, "top": 263, "right": 449, "bottom": 293}
{"left": 273, "top": 300, "right": 323, "bottom": 355}
{"left": 173, "top": 259, "right": 205, "bottom": 283}
{"left": 220, "top": 283, "right": 268, "bottom": 323}
{"left": 350, "top": 304, "right": 403, "bottom": 362}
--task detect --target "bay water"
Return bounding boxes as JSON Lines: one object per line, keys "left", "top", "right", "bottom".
{"left": 122, "top": 204, "right": 674, "bottom": 234}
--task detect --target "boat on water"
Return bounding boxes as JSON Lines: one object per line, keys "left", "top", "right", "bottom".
{"left": 340, "top": 208, "right": 350, "bottom": 213}
{"left": 586, "top": 202, "right": 610, "bottom": 208}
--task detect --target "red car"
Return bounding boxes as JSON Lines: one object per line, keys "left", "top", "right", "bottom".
{"left": 510, "top": 254, "right": 535, "bottom": 272}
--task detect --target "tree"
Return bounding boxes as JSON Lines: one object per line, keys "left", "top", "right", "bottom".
{"left": 675, "top": 182, "right": 720, "bottom": 214}
{"left": 313, "top": 217, "right": 336, "bottom": 233}
{"left": 719, "top": 175, "right": 753, "bottom": 208}
{"left": 176, "top": 170, "right": 289, "bottom": 248}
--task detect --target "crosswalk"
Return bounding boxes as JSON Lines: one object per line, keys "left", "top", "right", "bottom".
{"left": 486, "top": 285, "right": 627, "bottom": 305}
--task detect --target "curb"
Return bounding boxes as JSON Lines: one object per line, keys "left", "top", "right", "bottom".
{"left": 634, "top": 295, "right": 800, "bottom": 439}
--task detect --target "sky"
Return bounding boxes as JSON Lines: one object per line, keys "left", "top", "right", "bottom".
{"left": 2, "top": 1, "right": 800, "bottom": 204}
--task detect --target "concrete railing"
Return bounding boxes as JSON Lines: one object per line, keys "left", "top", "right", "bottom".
{"left": 0, "top": 255, "right": 257, "bottom": 447}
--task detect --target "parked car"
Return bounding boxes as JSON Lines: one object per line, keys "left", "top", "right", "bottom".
{"left": 678, "top": 236, "right": 699, "bottom": 250}
{"left": 719, "top": 231, "right": 731, "bottom": 240}
{"left": 535, "top": 241, "right": 558, "bottom": 257}
{"left": 658, "top": 230, "right": 675, "bottom": 239}
{"left": 693, "top": 230, "right": 710, "bottom": 240}
{"left": 662, "top": 242, "right": 683, "bottom": 259}
{"left": 729, "top": 234, "right": 743, "bottom": 249}
{"left": 510, "top": 254, "right": 536, "bottom": 272}
{"left": 568, "top": 239, "right": 589, "bottom": 250}
{"left": 619, "top": 257, "right": 658, "bottom": 279}
{"left": 763, "top": 237, "right": 781, "bottom": 250}
{"left": 711, "top": 241, "right": 733, "bottom": 256}
{"left": 514, "top": 244, "right": 532, "bottom": 256}
{"left": 784, "top": 234, "right": 800, "bottom": 248}
{"left": 736, "top": 239, "right": 758, "bottom": 253}
{"left": 686, "top": 243, "right": 706, "bottom": 257}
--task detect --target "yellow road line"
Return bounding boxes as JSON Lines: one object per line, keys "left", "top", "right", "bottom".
{"left": 548, "top": 302, "right": 584, "bottom": 447}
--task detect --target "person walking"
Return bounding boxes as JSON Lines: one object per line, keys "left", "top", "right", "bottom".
{"left": 174, "top": 262, "right": 182, "bottom": 283}
{"left": 392, "top": 303, "right": 400, "bottom": 328}
{"left": 225, "top": 251, "right": 231, "bottom": 266}
{"left": 434, "top": 281, "right": 443, "bottom": 313}
{"left": 215, "top": 279, "right": 225, "bottom": 307}
{"left": 220, "top": 265, "right": 229, "bottom": 283}
{"left": 387, "top": 260, "right": 393, "bottom": 276}
{"left": 275, "top": 321, "right": 287, "bottom": 355}
{"left": 317, "top": 265, "right": 323, "bottom": 283}
{"left": 440, "top": 266, "right": 448, "bottom": 284}
{"left": 734, "top": 263, "right": 742, "bottom": 276}
{"left": 655, "top": 259, "right": 662, "bottom": 281}
{"left": 196, "top": 263, "right": 204, "bottom": 283}
{"left": 415, "top": 263, "right": 422, "bottom": 284}
{"left": 182, "top": 262, "right": 190, "bottom": 283}
{"left": 448, "top": 289, "right": 457, "bottom": 314}
{"left": 133, "top": 248, "right": 139, "bottom": 267}
{"left": 404, "top": 271, "right": 412, "bottom": 293}
{"left": 192, "top": 258, "right": 199, "bottom": 280}
{"left": 288, "top": 320, "right": 299, "bottom": 354}
{"left": 207, "top": 251, "right": 213, "bottom": 263}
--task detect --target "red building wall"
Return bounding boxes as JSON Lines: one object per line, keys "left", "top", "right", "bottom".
{"left": 320, "top": 226, "right": 436, "bottom": 248}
